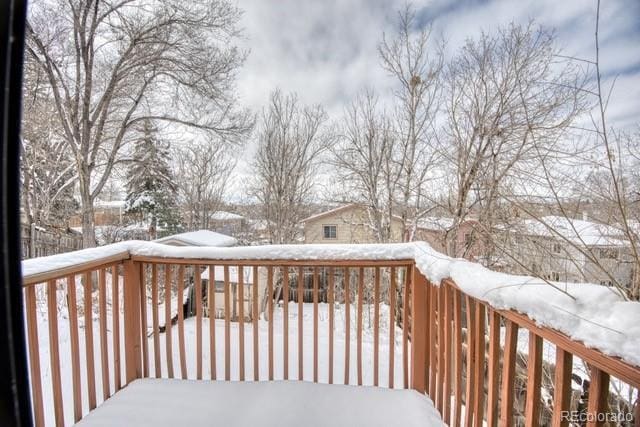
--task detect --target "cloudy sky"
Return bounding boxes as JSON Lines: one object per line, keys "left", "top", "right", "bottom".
{"left": 234, "top": 0, "right": 639, "bottom": 127}
{"left": 225, "top": 0, "right": 639, "bottom": 199}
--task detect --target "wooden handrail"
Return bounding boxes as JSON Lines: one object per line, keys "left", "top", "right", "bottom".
{"left": 20, "top": 251, "right": 640, "bottom": 427}
{"left": 22, "top": 251, "right": 130, "bottom": 285}
{"left": 442, "top": 278, "right": 640, "bottom": 387}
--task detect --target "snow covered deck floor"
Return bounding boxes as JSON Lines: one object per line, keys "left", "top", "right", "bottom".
{"left": 76, "top": 379, "right": 444, "bottom": 427}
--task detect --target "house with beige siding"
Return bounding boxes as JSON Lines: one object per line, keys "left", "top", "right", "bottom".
{"left": 302, "top": 204, "right": 484, "bottom": 261}
{"left": 302, "top": 204, "right": 405, "bottom": 244}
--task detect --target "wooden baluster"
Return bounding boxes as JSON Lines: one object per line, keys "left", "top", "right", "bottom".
{"left": 443, "top": 283, "right": 452, "bottom": 424}
{"left": 67, "top": 275, "right": 82, "bottom": 422}
{"left": 84, "top": 272, "right": 97, "bottom": 409}
{"left": 25, "top": 284, "right": 44, "bottom": 427}
{"left": 452, "top": 288, "right": 463, "bottom": 427}
{"left": 177, "top": 265, "right": 187, "bottom": 379}
{"left": 283, "top": 266, "right": 289, "bottom": 380}
{"left": 410, "top": 267, "right": 427, "bottom": 394}
{"left": 195, "top": 265, "right": 203, "bottom": 380}
{"left": 388, "top": 266, "right": 396, "bottom": 389}
{"left": 111, "top": 265, "right": 121, "bottom": 392}
{"left": 208, "top": 265, "right": 216, "bottom": 380}
{"left": 373, "top": 266, "right": 380, "bottom": 387}
{"left": 586, "top": 366, "right": 610, "bottom": 427}
{"left": 402, "top": 267, "right": 410, "bottom": 389}
{"left": 551, "top": 348, "right": 572, "bottom": 427}
{"left": 140, "top": 266, "right": 149, "bottom": 378}
{"left": 297, "top": 266, "right": 303, "bottom": 380}
{"left": 345, "top": 267, "right": 351, "bottom": 385}
{"left": 437, "top": 284, "right": 445, "bottom": 414}
{"left": 357, "top": 267, "right": 364, "bottom": 386}
{"left": 486, "top": 310, "right": 501, "bottom": 427}
{"left": 328, "top": 267, "right": 335, "bottom": 385}
{"left": 238, "top": 266, "right": 245, "bottom": 381}
{"left": 99, "top": 268, "right": 110, "bottom": 399}
{"left": 124, "top": 260, "right": 142, "bottom": 383}
{"left": 473, "top": 302, "right": 486, "bottom": 427}
{"left": 224, "top": 265, "right": 231, "bottom": 381}
{"left": 524, "top": 332, "right": 543, "bottom": 427}
{"left": 313, "top": 266, "right": 319, "bottom": 383}
{"left": 428, "top": 283, "right": 437, "bottom": 398}
{"left": 151, "top": 264, "right": 161, "bottom": 378}
{"left": 268, "top": 266, "right": 274, "bottom": 380}
{"left": 165, "top": 265, "right": 174, "bottom": 379}
{"left": 253, "top": 266, "right": 259, "bottom": 381}
{"left": 500, "top": 319, "right": 519, "bottom": 426}
{"left": 47, "top": 280, "right": 64, "bottom": 426}
{"left": 464, "top": 296, "right": 476, "bottom": 427}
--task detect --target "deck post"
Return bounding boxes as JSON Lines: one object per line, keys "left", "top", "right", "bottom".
{"left": 124, "top": 259, "right": 142, "bottom": 383}
{"left": 411, "top": 265, "right": 428, "bottom": 393}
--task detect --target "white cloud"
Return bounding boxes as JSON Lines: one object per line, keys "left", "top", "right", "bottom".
{"left": 228, "top": 0, "right": 640, "bottom": 198}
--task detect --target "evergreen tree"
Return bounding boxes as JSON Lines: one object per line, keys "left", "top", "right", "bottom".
{"left": 125, "top": 120, "right": 181, "bottom": 236}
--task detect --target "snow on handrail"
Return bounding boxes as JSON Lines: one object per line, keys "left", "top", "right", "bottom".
{"left": 21, "top": 239, "right": 640, "bottom": 368}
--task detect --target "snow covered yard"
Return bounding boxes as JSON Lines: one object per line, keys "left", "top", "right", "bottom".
{"left": 31, "top": 276, "right": 410, "bottom": 426}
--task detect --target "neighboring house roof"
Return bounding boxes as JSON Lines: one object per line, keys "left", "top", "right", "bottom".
{"left": 517, "top": 216, "right": 628, "bottom": 247}
{"left": 301, "top": 204, "right": 361, "bottom": 223}
{"left": 211, "top": 211, "right": 244, "bottom": 221}
{"left": 95, "top": 199, "right": 126, "bottom": 209}
{"left": 155, "top": 230, "right": 237, "bottom": 247}
{"left": 416, "top": 217, "right": 454, "bottom": 231}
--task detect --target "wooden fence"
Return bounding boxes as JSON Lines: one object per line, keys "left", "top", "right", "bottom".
{"left": 21, "top": 224, "right": 83, "bottom": 259}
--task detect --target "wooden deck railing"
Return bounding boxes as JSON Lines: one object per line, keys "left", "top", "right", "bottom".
{"left": 22, "top": 249, "right": 640, "bottom": 427}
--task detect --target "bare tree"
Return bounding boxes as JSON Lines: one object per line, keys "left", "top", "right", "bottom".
{"left": 504, "top": 1, "right": 640, "bottom": 300}
{"left": 440, "top": 22, "right": 586, "bottom": 257}
{"left": 332, "top": 92, "right": 397, "bottom": 242}
{"left": 378, "top": 4, "right": 443, "bottom": 240}
{"left": 174, "top": 140, "right": 235, "bottom": 231}
{"left": 252, "top": 90, "right": 331, "bottom": 244}
{"left": 20, "top": 57, "right": 77, "bottom": 228}
{"left": 25, "top": 0, "right": 252, "bottom": 247}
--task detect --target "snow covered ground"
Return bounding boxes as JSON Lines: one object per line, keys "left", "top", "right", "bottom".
{"left": 31, "top": 275, "right": 409, "bottom": 426}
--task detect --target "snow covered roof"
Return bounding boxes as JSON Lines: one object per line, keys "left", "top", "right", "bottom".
{"left": 416, "top": 217, "right": 454, "bottom": 231}
{"left": 517, "top": 216, "right": 628, "bottom": 247}
{"left": 300, "top": 204, "right": 360, "bottom": 223}
{"left": 154, "top": 230, "right": 237, "bottom": 247}
{"left": 211, "top": 211, "right": 244, "bottom": 221}
{"left": 94, "top": 199, "right": 126, "bottom": 208}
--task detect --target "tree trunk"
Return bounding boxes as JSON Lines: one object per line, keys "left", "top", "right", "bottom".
{"left": 79, "top": 173, "right": 96, "bottom": 248}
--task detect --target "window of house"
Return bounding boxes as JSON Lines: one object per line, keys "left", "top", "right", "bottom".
{"left": 551, "top": 271, "right": 560, "bottom": 281}
{"left": 463, "top": 233, "right": 472, "bottom": 245}
{"left": 600, "top": 280, "right": 613, "bottom": 287}
{"left": 323, "top": 225, "right": 337, "bottom": 239}
{"left": 552, "top": 243, "right": 562, "bottom": 254}
{"left": 598, "top": 248, "right": 618, "bottom": 260}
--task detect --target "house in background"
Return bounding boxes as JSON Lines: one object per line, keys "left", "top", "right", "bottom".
{"left": 69, "top": 199, "right": 126, "bottom": 227}
{"left": 302, "top": 204, "right": 483, "bottom": 260}
{"left": 498, "top": 216, "right": 636, "bottom": 290}
{"left": 155, "top": 229, "right": 237, "bottom": 247}
{"left": 210, "top": 211, "right": 246, "bottom": 236}
{"left": 302, "top": 204, "right": 405, "bottom": 244}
